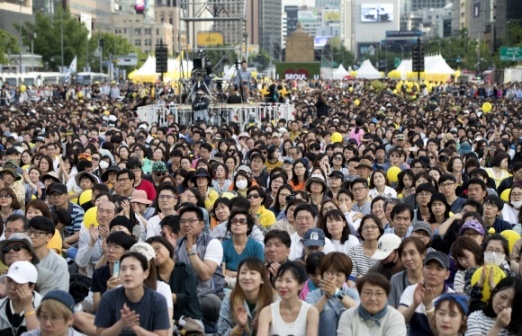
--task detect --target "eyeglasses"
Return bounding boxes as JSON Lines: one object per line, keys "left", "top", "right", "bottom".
{"left": 363, "top": 225, "right": 379, "bottom": 231}
{"left": 117, "top": 177, "right": 130, "bottom": 182}
{"left": 486, "top": 248, "right": 504, "bottom": 254}
{"left": 27, "top": 229, "right": 48, "bottom": 237}
{"left": 106, "top": 244, "right": 124, "bottom": 251}
{"left": 512, "top": 193, "right": 522, "bottom": 197}
{"left": 333, "top": 157, "right": 343, "bottom": 161}
{"left": 352, "top": 187, "right": 368, "bottom": 192}
{"left": 2, "top": 244, "right": 25, "bottom": 253}
{"left": 247, "top": 194, "right": 260, "bottom": 199}
{"left": 158, "top": 194, "right": 175, "bottom": 200}
{"left": 180, "top": 218, "right": 199, "bottom": 225}
{"left": 361, "top": 291, "right": 386, "bottom": 298}
{"left": 154, "top": 172, "right": 166, "bottom": 176}
{"left": 0, "top": 194, "right": 12, "bottom": 199}
{"left": 231, "top": 218, "right": 248, "bottom": 225}
{"left": 439, "top": 182, "right": 455, "bottom": 187}
{"left": 417, "top": 192, "right": 432, "bottom": 197}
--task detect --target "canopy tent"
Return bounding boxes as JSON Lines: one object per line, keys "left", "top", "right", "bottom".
{"left": 356, "top": 60, "right": 382, "bottom": 79}
{"left": 425, "top": 55, "right": 455, "bottom": 82}
{"left": 392, "top": 54, "right": 455, "bottom": 81}
{"left": 332, "top": 64, "right": 350, "bottom": 80}
{"left": 128, "top": 55, "right": 194, "bottom": 83}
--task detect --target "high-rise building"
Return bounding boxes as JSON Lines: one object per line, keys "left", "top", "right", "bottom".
{"left": 113, "top": 14, "right": 174, "bottom": 54}
{"left": 1, "top": 0, "right": 33, "bottom": 43}
{"left": 246, "top": 0, "right": 260, "bottom": 46}
{"left": 410, "top": 0, "right": 447, "bottom": 11}
{"left": 259, "top": 0, "right": 282, "bottom": 56}
{"left": 212, "top": 0, "right": 247, "bottom": 46}
{"left": 67, "top": 0, "right": 113, "bottom": 32}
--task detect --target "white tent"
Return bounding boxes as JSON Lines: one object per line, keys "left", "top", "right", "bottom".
{"left": 333, "top": 64, "right": 350, "bottom": 79}
{"left": 356, "top": 60, "right": 382, "bottom": 79}
{"left": 426, "top": 55, "right": 455, "bottom": 75}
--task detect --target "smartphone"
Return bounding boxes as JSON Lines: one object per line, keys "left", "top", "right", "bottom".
{"left": 113, "top": 260, "right": 120, "bottom": 277}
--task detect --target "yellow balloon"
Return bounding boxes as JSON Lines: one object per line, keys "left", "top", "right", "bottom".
{"left": 331, "top": 132, "right": 343, "bottom": 144}
{"left": 79, "top": 189, "right": 93, "bottom": 205}
{"left": 83, "top": 207, "right": 99, "bottom": 229}
{"left": 354, "top": 99, "right": 360, "bottom": 107}
{"left": 392, "top": 89, "right": 397, "bottom": 94}
{"left": 387, "top": 166, "right": 401, "bottom": 183}
{"left": 482, "top": 102, "right": 492, "bottom": 113}
{"left": 471, "top": 265, "right": 507, "bottom": 302}
{"left": 349, "top": 87, "right": 353, "bottom": 92}
{"left": 77, "top": 91, "right": 83, "bottom": 98}
{"left": 20, "top": 85, "right": 26, "bottom": 93}
{"left": 500, "top": 188, "right": 511, "bottom": 202}
{"left": 500, "top": 230, "right": 521, "bottom": 254}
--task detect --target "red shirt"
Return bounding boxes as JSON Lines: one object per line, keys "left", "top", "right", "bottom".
{"left": 135, "top": 179, "right": 157, "bottom": 201}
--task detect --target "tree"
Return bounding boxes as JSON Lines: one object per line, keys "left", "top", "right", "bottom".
{"left": 88, "top": 32, "right": 142, "bottom": 72}
{"left": 18, "top": 7, "right": 88, "bottom": 70}
{"left": 0, "top": 30, "right": 20, "bottom": 64}
{"left": 248, "top": 49, "right": 271, "bottom": 70}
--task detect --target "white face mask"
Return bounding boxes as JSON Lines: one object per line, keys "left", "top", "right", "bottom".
{"left": 511, "top": 200, "right": 522, "bottom": 209}
{"left": 484, "top": 251, "right": 505, "bottom": 267}
{"left": 99, "top": 161, "right": 109, "bottom": 170}
{"left": 236, "top": 180, "right": 248, "bottom": 190}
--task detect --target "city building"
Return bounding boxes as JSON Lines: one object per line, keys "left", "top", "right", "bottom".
{"left": 0, "top": 0, "right": 33, "bottom": 43}
{"left": 112, "top": 14, "right": 174, "bottom": 55}
{"left": 258, "top": 0, "right": 282, "bottom": 57}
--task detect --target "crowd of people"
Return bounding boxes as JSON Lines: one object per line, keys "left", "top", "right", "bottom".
{"left": 0, "top": 77, "right": 521, "bottom": 336}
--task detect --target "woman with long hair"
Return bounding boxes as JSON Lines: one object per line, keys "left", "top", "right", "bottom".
{"left": 466, "top": 276, "right": 522, "bottom": 335}
{"left": 289, "top": 159, "right": 309, "bottom": 191}
{"left": 247, "top": 186, "right": 276, "bottom": 230}
{"left": 147, "top": 236, "right": 202, "bottom": 323}
{"left": 266, "top": 174, "right": 288, "bottom": 211}
{"left": 347, "top": 215, "right": 384, "bottom": 286}
{"left": 319, "top": 209, "right": 359, "bottom": 254}
{"left": 369, "top": 170, "right": 397, "bottom": 199}
{"left": 388, "top": 237, "right": 427, "bottom": 308}
{"left": 396, "top": 169, "right": 415, "bottom": 199}
{"left": 218, "top": 257, "right": 277, "bottom": 336}
{"left": 257, "top": 262, "right": 319, "bottom": 336}
{"left": 485, "top": 152, "right": 511, "bottom": 189}
{"left": 330, "top": 152, "right": 349, "bottom": 177}
{"left": 427, "top": 192, "right": 452, "bottom": 229}
{"left": 269, "top": 184, "right": 294, "bottom": 219}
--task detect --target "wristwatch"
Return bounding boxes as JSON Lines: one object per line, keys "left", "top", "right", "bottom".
{"left": 336, "top": 291, "right": 346, "bottom": 301}
{"left": 188, "top": 246, "right": 197, "bottom": 256}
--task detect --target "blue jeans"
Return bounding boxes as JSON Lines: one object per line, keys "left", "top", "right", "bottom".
{"left": 319, "top": 308, "right": 341, "bottom": 336}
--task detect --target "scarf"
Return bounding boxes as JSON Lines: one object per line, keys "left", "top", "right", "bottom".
{"left": 358, "top": 304, "right": 388, "bottom": 327}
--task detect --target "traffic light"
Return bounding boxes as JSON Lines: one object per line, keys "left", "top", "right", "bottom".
{"left": 412, "top": 44, "right": 425, "bottom": 72}
{"left": 99, "top": 39, "right": 105, "bottom": 48}
{"left": 155, "top": 46, "right": 168, "bottom": 73}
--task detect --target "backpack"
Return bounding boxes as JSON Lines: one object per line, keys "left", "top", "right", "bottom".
{"left": 69, "top": 273, "right": 92, "bottom": 303}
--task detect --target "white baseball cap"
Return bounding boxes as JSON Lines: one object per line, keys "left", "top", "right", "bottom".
{"left": 371, "top": 234, "right": 402, "bottom": 261}
{"left": 5, "top": 261, "right": 38, "bottom": 284}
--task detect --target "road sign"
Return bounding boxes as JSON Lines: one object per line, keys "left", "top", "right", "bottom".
{"left": 115, "top": 57, "right": 138, "bottom": 66}
{"left": 394, "top": 57, "right": 401, "bottom": 67}
{"left": 500, "top": 47, "right": 522, "bottom": 61}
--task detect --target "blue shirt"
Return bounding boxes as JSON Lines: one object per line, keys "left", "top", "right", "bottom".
{"left": 222, "top": 237, "right": 264, "bottom": 271}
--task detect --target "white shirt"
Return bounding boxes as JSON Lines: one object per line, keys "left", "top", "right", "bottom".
{"left": 289, "top": 232, "right": 335, "bottom": 261}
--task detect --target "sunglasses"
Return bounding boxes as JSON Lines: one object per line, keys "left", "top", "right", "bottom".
{"left": 247, "top": 194, "right": 260, "bottom": 199}
{"left": 2, "top": 244, "right": 25, "bottom": 254}
{"left": 154, "top": 172, "right": 166, "bottom": 176}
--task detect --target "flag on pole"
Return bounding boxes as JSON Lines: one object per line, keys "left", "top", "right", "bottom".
{"left": 65, "top": 56, "right": 77, "bottom": 83}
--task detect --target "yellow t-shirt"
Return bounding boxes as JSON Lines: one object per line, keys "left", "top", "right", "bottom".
{"left": 204, "top": 188, "right": 219, "bottom": 213}
{"left": 48, "top": 229, "right": 63, "bottom": 254}
{"left": 256, "top": 206, "right": 276, "bottom": 229}
{"left": 265, "top": 160, "right": 283, "bottom": 172}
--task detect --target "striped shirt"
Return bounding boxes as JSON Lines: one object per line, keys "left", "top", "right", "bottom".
{"left": 51, "top": 202, "right": 85, "bottom": 236}
{"left": 347, "top": 244, "right": 378, "bottom": 278}
{"left": 465, "top": 310, "right": 512, "bottom": 336}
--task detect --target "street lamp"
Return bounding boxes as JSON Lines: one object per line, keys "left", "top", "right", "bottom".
{"left": 19, "top": 0, "right": 23, "bottom": 73}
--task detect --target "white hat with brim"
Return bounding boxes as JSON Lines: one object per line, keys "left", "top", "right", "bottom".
{"left": 371, "top": 234, "right": 402, "bottom": 261}
{"left": 4, "top": 261, "right": 38, "bottom": 284}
